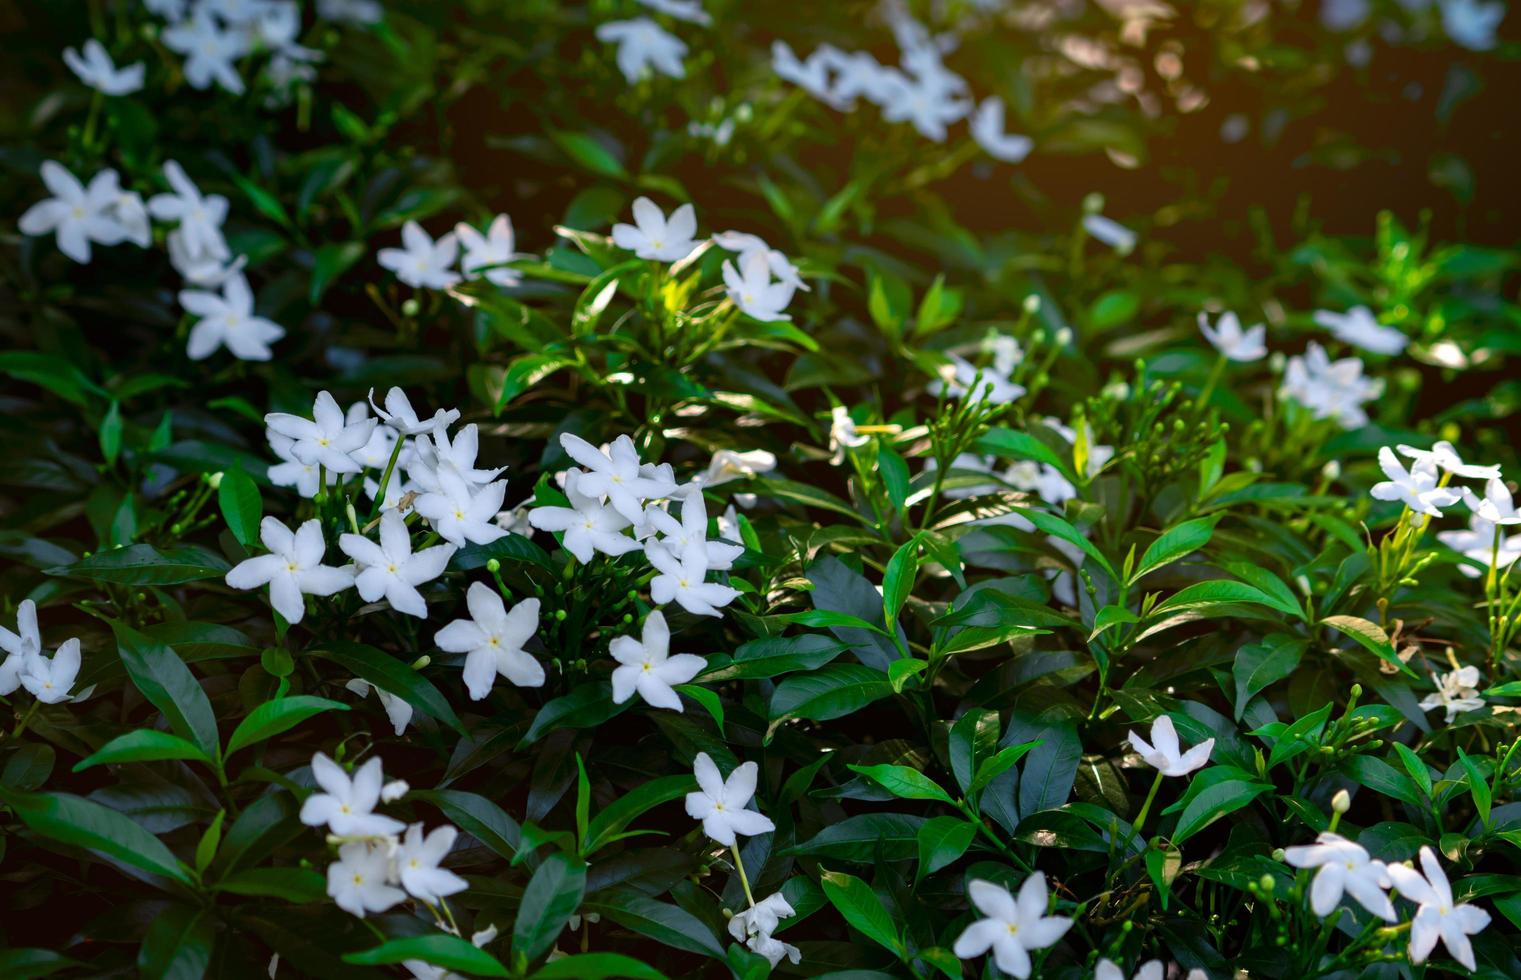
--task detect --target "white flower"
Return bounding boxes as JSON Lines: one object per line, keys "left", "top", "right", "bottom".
{"left": 225, "top": 517, "right": 355, "bottom": 625}
{"left": 828, "top": 406, "right": 870, "bottom": 464}
{"left": 301, "top": 753, "right": 407, "bottom": 838}
{"left": 991, "top": 335, "right": 1023, "bottom": 377}
{"left": 953, "top": 876, "right": 1073, "bottom": 979}
{"left": 339, "top": 511, "right": 457, "bottom": 619}
{"left": 684, "top": 752, "right": 775, "bottom": 846}
{"left": 723, "top": 249, "right": 796, "bottom": 322}
{"left": 771, "top": 41, "right": 839, "bottom": 106}
{"left": 345, "top": 679, "right": 414, "bottom": 736}
{"left": 268, "top": 430, "right": 336, "bottom": 499}
{"left": 1441, "top": 0, "right": 1504, "bottom": 50}
{"left": 648, "top": 539, "right": 739, "bottom": 618}
{"left": 610, "top": 610, "right": 705, "bottom": 712}
{"left": 410, "top": 424, "right": 504, "bottom": 492}
{"left": 596, "top": 18, "right": 687, "bottom": 83}
{"left": 20, "top": 639, "right": 82, "bottom": 704}
{"left": 637, "top": 0, "right": 710, "bottom": 25}
{"left": 1419, "top": 666, "right": 1485, "bottom": 723}
{"left": 970, "top": 96, "right": 1032, "bottom": 163}
{"left": 434, "top": 582, "right": 543, "bottom": 700}
{"left": 379, "top": 222, "right": 461, "bottom": 289}
{"left": 712, "top": 232, "right": 808, "bottom": 292}
{"left": 161, "top": 10, "right": 249, "bottom": 93}
{"left": 413, "top": 472, "right": 509, "bottom": 548}
{"left": 327, "top": 842, "right": 406, "bottom": 918}
{"left": 368, "top": 386, "right": 460, "bottom": 437}
{"left": 1397, "top": 441, "right": 1502, "bottom": 481}
{"left": 1461, "top": 478, "right": 1521, "bottom": 525}
{"left": 1370, "top": 447, "right": 1461, "bottom": 518}
{"left": 526, "top": 470, "right": 642, "bottom": 564}
{"left": 930, "top": 354, "right": 1026, "bottom": 405}
{"left": 18, "top": 162, "right": 133, "bottom": 264}
{"left": 1083, "top": 214, "right": 1137, "bottom": 255}
{"left": 746, "top": 934, "right": 802, "bottom": 968}
{"left": 879, "top": 74, "right": 970, "bottom": 142}
{"left": 1313, "top": 306, "right": 1408, "bottom": 356}
{"left": 347, "top": 402, "right": 401, "bottom": 470}
{"left": 63, "top": 39, "right": 145, "bottom": 96}
{"left": 169, "top": 232, "right": 245, "bottom": 288}
{"left": 1198, "top": 311, "right": 1268, "bottom": 362}
{"left": 1282, "top": 833, "right": 1397, "bottom": 921}
{"left": 395, "top": 823, "right": 468, "bottom": 904}
{"left": 1094, "top": 960, "right": 1163, "bottom": 980}
{"left": 148, "top": 161, "right": 230, "bottom": 262}
{"left": 696, "top": 449, "right": 776, "bottom": 491}
{"left": 1281, "top": 342, "right": 1382, "bottom": 429}
{"left": 179, "top": 274, "right": 285, "bottom": 361}
{"left": 104, "top": 187, "right": 151, "bottom": 247}
{"left": 645, "top": 493, "right": 742, "bottom": 571}
{"left": 729, "top": 891, "right": 800, "bottom": 967}
{"left": 1387, "top": 846, "right": 1491, "bottom": 971}
{"left": 266, "top": 391, "right": 378, "bottom": 476}
{"left": 559, "top": 433, "right": 678, "bottom": 524}
{"left": 611, "top": 197, "right": 699, "bottom": 263}
{"left": 1127, "top": 715, "right": 1213, "bottom": 777}
{"left": 455, "top": 214, "right": 527, "bottom": 287}
{"left": 0, "top": 600, "right": 41, "bottom": 696}
{"left": 1438, "top": 513, "right": 1521, "bottom": 578}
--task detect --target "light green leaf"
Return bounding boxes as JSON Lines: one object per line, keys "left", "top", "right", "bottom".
{"left": 224, "top": 696, "right": 349, "bottom": 759}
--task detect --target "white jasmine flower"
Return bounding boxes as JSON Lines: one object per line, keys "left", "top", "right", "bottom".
{"left": 381, "top": 780, "right": 409, "bottom": 803}
{"left": 1370, "top": 447, "right": 1461, "bottom": 518}
{"left": 169, "top": 232, "right": 245, "bottom": 287}
{"left": 1397, "top": 441, "right": 1502, "bottom": 481}
{"left": 826, "top": 47, "right": 901, "bottom": 105}
{"left": 729, "top": 892, "right": 796, "bottom": 945}
{"left": 339, "top": 511, "right": 457, "bottom": 619}
{"left": 1198, "top": 311, "right": 1267, "bottom": 362}
{"left": 1281, "top": 342, "right": 1381, "bottom": 429}
{"left": 1094, "top": 960, "right": 1163, "bottom": 980}
{"left": 879, "top": 74, "right": 970, "bottom": 141}
{"left": 0, "top": 600, "right": 41, "bottom": 696}
{"left": 1083, "top": 214, "right": 1137, "bottom": 255}
{"left": 746, "top": 934, "right": 802, "bottom": 968}
{"left": 347, "top": 403, "right": 400, "bottom": 470}
{"left": 970, "top": 96, "right": 1032, "bottom": 163}
{"left": 712, "top": 232, "right": 808, "bottom": 292}
{"left": 1127, "top": 715, "right": 1214, "bottom": 777}
{"left": 610, "top": 610, "right": 705, "bottom": 712}
{"left": 395, "top": 824, "right": 468, "bottom": 904}
{"left": 225, "top": 517, "right": 355, "bottom": 625}
{"left": 526, "top": 470, "right": 642, "bottom": 564}
{"left": 1461, "top": 479, "right": 1521, "bottom": 525}
{"left": 637, "top": 0, "right": 710, "bottom": 25}
{"left": 684, "top": 752, "right": 775, "bottom": 846}
{"left": 596, "top": 17, "right": 687, "bottom": 83}
{"left": 345, "top": 678, "right": 414, "bottom": 736}
{"left": 723, "top": 249, "right": 796, "bottom": 322}
{"left": 647, "top": 539, "right": 739, "bottom": 618}
{"left": 1313, "top": 306, "right": 1408, "bottom": 356}
{"left": 179, "top": 274, "right": 285, "bottom": 361}
{"left": 18, "top": 162, "right": 132, "bottom": 264}
{"left": 696, "top": 449, "right": 776, "bottom": 491}
{"left": 144, "top": 0, "right": 189, "bottom": 21}
{"left": 411, "top": 424, "right": 505, "bottom": 492}
{"left": 327, "top": 842, "right": 406, "bottom": 918}
{"left": 413, "top": 472, "right": 509, "bottom": 548}
{"left": 64, "top": 38, "right": 145, "bottom": 95}
{"left": 266, "top": 391, "right": 378, "bottom": 476}
{"left": 828, "top": 406, "right": 870, "bottom": 464}
{"left": 1438, "top": 513, "right": 1521, "bottom": 578}
{"left": 611, "top": 197, "right": 699, "bottom": 263}
{"left": 953, "top": 876, "right": 1073, "bottom": 979}
{"left": 771, "top": 41, "right": 839, "bottom": 106}
{"left": 301, "top": 753, "right": 407, "bottom": 838}
{"left": 103, "top": 187, "right": 151, "bottom": 248}
{"left": 645, "top": 493, "right": 742, "bottom": 571}
{"left": 455, "top": 214, "right": 527, "bottom": 287}
{"left": 1441, "top": 0, "right": 1504, "bottom": 50}
{"left": 378, "top": 222, "right": 461, "bottom": 290}
{"left": 1387, "top": 847, "right": 1491, "bottom": 971}
{"left": 268, "top": 431, "right": 336, "bottom": 499}
{"left": 930, "top": 354, "right": 1026, "bottom": 405}
{"left": 1283, "top": 833, "right": 1397, "bottom": 921}
{"left": 148, "top": 161, "right": 230, "bottom": 262}
{"left": 559, "top": 433, "right": 678, "bottom": 524}
{"left": 434, "top": 582, "right": 543, "bottom": 699}
{"left": 991, "top": 335, "right": 1024, "bottom": 377}
{"left": 495, "top": 497, "right": 534, "bottom": 536}
{"left": 367, "top": 387, "right": 459, "bottom": 437}
{"left": 20, "top": 639, "right": 82, "bottom": 704}
{"left": 161, "top": 10, "right": 249, "bottom": 93}
{"left": 1419, "top": 666, "right": 1485, "bottom": 723}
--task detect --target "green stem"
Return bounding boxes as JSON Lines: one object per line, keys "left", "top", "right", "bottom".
{"left": 368, "top": 432, "right": 408, "bottom": 520}
{"left": 730, "top": 842, "right": 756, "bottom": 908}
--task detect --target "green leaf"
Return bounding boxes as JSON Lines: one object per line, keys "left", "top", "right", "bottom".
{"left": 496, "top": 354, "right": 574, "bottom": 412}
{"left": 195, "top": 810, "right": 224, "bottom": 874}
{"left": 224, "top": 696, "right": 349, "bottom": 759}
{"left": 1011, "top": 507, "right": 1115, "bottom": 580}
{"left": 99, "top": 400, "right": 122, "bottom": 466}
{"left": 1130, "top": 516, "right": 1218, "bottom": 584}
{"left": 0, "top": 948, "right": 78, "bottom": 980}
{"left": 698, "top": 634, "right": 846, "bottom": 682}
{"left": 217, "top": 469, "right": 262, "bottom": 547}
{"left": 584, "top": 890, "right": 725, "bottom": 959}
{"left": 0, "top": 350, "right": 102, "bottom": 405}
{"left": 522, "top": 682, "right": 625, "bottom": 745}
{"left": 572, "top": 263, "right": 638, "bottom": 337}
{"left": 344, "top": 936, "right": 511, "bottom": 977}
{"left": 882, "top": 536, "right": 919, "bottom": 625}
{"left": 529, "top": 953, "right": 668, "bottom": 980}
{"left": 949, "top": 709, "right": 1000, "bottom": 795}
{"left": 410, "top": 790, "right": 521, "bottom": 862}
{"left": 585, "top": 774, "right": 696, "bottom": 854}
{"left": 1161, "top": 767, "right": 1272, "bottom": 844}
{"left": 974, "top": 429, "right": 1078, "bottom": 487}
{"left": 313, "top": 642, "right": 466, "bottom": 735}
{"left": 216, "top": 866, "right": 326, "bottom": 904}
{"left": 1459, "top": 751, "right": 1491, "bottom": 826}
{"left": 0, "top": 788, "right": 191, "bottom": 885}
{"left": 970, "top": 740, "right": 1041, "bottom": 793}
{"left": 820, "top": 870, "right": 901, "bottom": 956}
{"left": 753, "top": 478, "right": 867, "bottom": 523}
{"left": 768, "top": 664, "right": 894, "bottom": 732}
{"left": 848, "top": 764, "right": 956, "bottom": 805}
{"left": 548, "top": 130, "right": 629, "bottom": 179}
{"left": 50, "top": 544, "right": 229, "bottom": 585}
{"left": 309, "top": 241, "right": 365, "bottom": 304}
{"left": 137, "top": 904, "right": 213, "bottom": 980}
{"left": 787, "top": 813, "right": 926, "bottom": 862}
{"left": 113, "top": 622, "right": 220, "bottom": 759}
{"left": 513, "top": 852, "right": 588, "bottom": 963}
{"left": 1231, "top": 635, "right": 1307, "bottom": 720}
{"left": 915, "top": 816, "right": 976, "bottom": 879}
{"left": 1152, "top": 579, "right": 1279, "bottom": 615}
{"left": 1320, "top": 616, "right": 1413, "bottom": 676}
{"left": 73, "top": 730, "right": 212, "bottom": 772}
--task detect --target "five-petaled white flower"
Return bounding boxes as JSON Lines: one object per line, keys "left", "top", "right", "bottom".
{"left": 1127, "top": 714, "right": 1214, "bottom": 777}
{"left": 434, "top": 582, "right": 543, "bottom": 700}
{"left": 1438, "top": 512, "right": 1521, "bottom": 578}
{"left": 1419, "top": 666, "right": 1485, "bottom": 723}
{"left": 970, "top": 96, "right": 1033, "bottom": 163}
{"left": 610, "top": 610, "right": 706, "bottom": 712}
{"left": 0, "top": 600, "right": 43, "bottom": 696}
{"left": 559, "top": 433, "right": 678, "bottom": 524}
{"left": 225, "top": 517, "right": 355, "bottom": 625}
{"left": 1094, "top": 960, "right": 1163, "bottom": 980}
{"left": 527, "top": 470, "right": 642, "bottom": 564}
{"left": 930, "top": 354, "right": 1026, "bottom": 405}
{"left": 695, "top": 448, "right": 777, "bottom": 493}
{"left": 20, "top": 639, "right": 82, "bottom": 704}
{"left": 368, "top": 386, "right": 460, "bottom": 437}
{"left": 1396, "top": 441, "right": 1501, "bottom": 481}
{"left": 161, "top": 10, "right": 248, "bottom": 93}
{"left": 265, "top": 391, "right": 378, "bottom": 476}
{"left": 729, "top": 891, "right": 800, "bottom": 967}
{"left": 18, "top": 162, "right": 135, "bottom": 264}
{"left": 1281, "top": 342, "right": 1381, "bottom": 429}
{"left": 411, "top": 423, "right": 505, "bottom": 492}
{"left": 395, "top": 823, "right": 469, "bottom": 904}
{"left": 63, "top": 39, "right": 145, "bottom": 95}
{"left": 379, "top": 221, "right": 462, "bottom": 289}
{"left": 327, "top": 842, "right": 406, "bottom": 918}
{"left": 953, "top": 875, "right": 1073, "bottom": 979}
{"left": 1387, "top": 846, "right": 1491, "bottom": 972}
{"left": 828, "top": 406, "right": 870, "bottom": 465}
{"left": 647, "top": 539, "right": 740, "bottom": 618}
{"left": 611, "top": 197, "right": 699, "bottom": 263}
{"left": 1461, "top": 478, "right": 1521, "bottom": 526}
{"left": 645, "top": 493, "right": 742, "bottom": 571}
{"left": 345, "top": 678, "right": 414, "bottom": 736}
{"left": 1282, "top": 832, "right": 1397, "bottom": 922}
{"left": 340, "top": 510, "right": 457, "bottom": 619}
{"left": 1198, "top": 311, "right": 1267, "bottom": 362}
{"left": 179, "top": 274, "right": 286, "bottom": 361}
{"left": 712, "top": 232, "right": 808, "bottom": 292}
{"left": 1370, "top": 447, "right": 1461, "bottom": 519}
{"left": 684, "top": 751, "right": 775, "bottom": 846}
{"left": 148, "top": 161, "right": 230, "bottom": 262}
{"left": 301, "top": 753, "right": 408, "bottom": 838}
{"left": 723, "top": 249, "right": 796, "bottom": 322}
{"left": 456, "top": 214, "right": 528, "bottom": 287}
{"left": 596, "top": 18, "right": 687, "bottom": 83}
{"left": 1313, "top": 306, "right": 1407, "bottom": 356}
{"left": 413, "top": 471, "right": 509, "bottom": 548}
